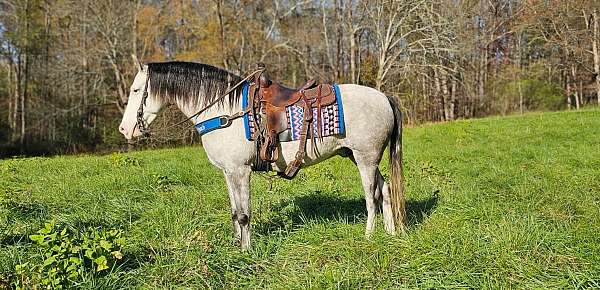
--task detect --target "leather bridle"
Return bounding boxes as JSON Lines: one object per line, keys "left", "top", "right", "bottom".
{"left": 134, "top": 75, "right": 151, "bottom": 138}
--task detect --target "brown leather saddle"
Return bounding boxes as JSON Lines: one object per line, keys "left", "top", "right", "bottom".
{"left": 248, "top": 63, "right": 336, "bottom": 178}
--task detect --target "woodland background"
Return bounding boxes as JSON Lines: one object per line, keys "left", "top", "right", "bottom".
{"left": 0, "top": 0, "right": 599, "bottom": 156}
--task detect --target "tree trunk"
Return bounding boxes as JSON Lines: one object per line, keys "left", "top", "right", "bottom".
{"left": 321, "top": 2, "right": 336, "bottom": 82}
{"left": 441, "top": 68, "right": 451, "bottom": 121}
{"left": 593, "top": 9, "right": 600, "bottom": 105}
{"left": 376, "top": 51, "right": 386, "bottom": 91}
{"left": 21, "top": 0, "right": 30, "bottom": 147}
{"left": 21, "top": 53, "right": 28, "bottom": 147}
{"left": 40, "top": 0, "right": 50, "bottom": 139}
{"left": 450, "top": 71, "right": 456, "bottom": 120}
{"left": 566, "top": 68, "right": 572, "bottom": 110}
{"left": 7, "top": 64, "right": 13, "bottom": 133}
{"left": 579, "top": 79, "right": 584, "bottom": 106}
{"left": 478, "top": 49, "right": 487, "bottom": 113}
{"left": 82, "top": 7, "right": 88, "bottom": 120}
{"left": 518, "top": 79, "right": 524, "bottom": 114}
{"left": 133, "top": 0, "right": 141, "bottom": 57}
{"left": 516, "top": 32, "right": 523, "bottom": 114}
{"left": 349, "top": 30, "right": 357, "bottom": 83}
{"left": 112, "top": 62, "right": 127, "bottom": 107}
{"left": 14, "top": 56, "right": 20, "bottom": 140}
{"left": 346, "top": 1, "right": 357, "bottom": 84}
{"left": 215, "top": 0, "right": 228, "bottom": 69}
{"left": 334, "top": 0, "right": 342, "bottom": 81}
{"left": 571, "top": 65, "right": 580, "bottom": 109}
{"left": 357, "top": 32, "right": 362, "bottom": 85}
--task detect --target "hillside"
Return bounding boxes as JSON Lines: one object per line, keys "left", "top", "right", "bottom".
{"left": 1, "top": 109, "right": 599, "bottom": 288}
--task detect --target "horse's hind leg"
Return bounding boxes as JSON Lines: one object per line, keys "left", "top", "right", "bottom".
{"left": 355, "top": 157, "right": 379, "bottom": 237}
{"left": 376, "top": 169, "right": 396, "bottom": 235}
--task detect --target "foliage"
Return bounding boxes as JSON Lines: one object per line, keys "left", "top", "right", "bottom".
{"left": 519, "top": 79, "right": 565, "bottom": 110}
{"left": 110, "top": 153, "right": 141, "bottom": 167}
{"left": 496, "top": 75, "right": 565, "bottom": 112}
{"left": 12, "top": 220, "right": 125, "bottom": 289}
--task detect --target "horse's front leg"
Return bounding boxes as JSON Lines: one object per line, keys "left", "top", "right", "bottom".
{"left": 224, "top": 173, "right": 242, "bottom": 240}
{"left": 224, "top": 166, "right": 252, "bottom": 250}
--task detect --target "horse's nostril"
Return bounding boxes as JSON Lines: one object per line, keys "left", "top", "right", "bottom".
{"left": 119, "top": 126, "right": 127, "bottom": 134}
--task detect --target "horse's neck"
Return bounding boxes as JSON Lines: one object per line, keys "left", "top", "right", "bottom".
{"left": 174, "top": 92, "right": 241, "bottom": 124}
{"left": 175, "top": 101, "right": 204, "bottom": 120}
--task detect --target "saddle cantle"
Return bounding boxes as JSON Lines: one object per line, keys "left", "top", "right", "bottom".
{"left": 248, "top": 63, "right": 336, "bottom": 178}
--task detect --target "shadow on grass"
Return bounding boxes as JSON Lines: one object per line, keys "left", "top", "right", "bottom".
{"left": 1, "top": 200, "right": 45, "bottom": 246}
{"left": 406, "top": 191, "right": 439, "bottom": 228}
{"left": 256, "top": 190, "right": 439, "bottom": 234}
{"left": 0, "top": 234, "right": 29, "bottom": 246}
{"left": 3, "top": 200, "right": 48, "bottom": 221}
{"left": 293, "top": 192, "right": 367, "bottom": 222}
{"left": 254, "top": 191, "right": 364, "bottom": 235}
{"left": 118, "top": 246, "right": 156, "bottom": 272}
{"left": 69, "top": 211, "right": 143, "bottom": 231}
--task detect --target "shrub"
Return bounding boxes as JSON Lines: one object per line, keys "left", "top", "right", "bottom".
{"left": 152, "top": 174, "right": 179, "bottom": 190}
{"left": 13, "top": 220, "right": 125, "bottom": 289}
{"left": 110, "top": 153, "right": 141, "bottom": 167}
{"left": 485, "top": 62, "right": 566, "bottom": 115}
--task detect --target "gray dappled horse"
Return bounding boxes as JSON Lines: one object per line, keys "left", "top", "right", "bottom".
{"left": 119, "top": 59, "right": 406, "bottom": 250}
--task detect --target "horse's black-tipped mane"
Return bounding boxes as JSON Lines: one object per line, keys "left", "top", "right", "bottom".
{"left": 147, "top": 61, "right": 243, "bottom": 108}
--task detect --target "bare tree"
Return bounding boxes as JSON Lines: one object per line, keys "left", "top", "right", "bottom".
{"left": 364, "top": 0, "right": 451, "bottom": 91}
{"left": 592, "top": 9, "right": 600, "bottom": 104}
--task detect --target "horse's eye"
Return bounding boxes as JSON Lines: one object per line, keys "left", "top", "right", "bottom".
{"left": 133, "top": 89, "right": 140, "bottom": 93}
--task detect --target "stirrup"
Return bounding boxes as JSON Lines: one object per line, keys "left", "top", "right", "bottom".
{"left": 279, "top": 165, "right": 300, "bottom": 180}
{"left": 279, "top": 152, "right": 303, "bottom": 179}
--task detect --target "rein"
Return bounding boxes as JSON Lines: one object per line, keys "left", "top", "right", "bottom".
{"left": 134, "top": 67, "right": 265, "bottom": 138}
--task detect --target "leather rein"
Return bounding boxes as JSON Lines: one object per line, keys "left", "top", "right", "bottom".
{"left": 134, "top": 67, "right": 265, "bottom": 138}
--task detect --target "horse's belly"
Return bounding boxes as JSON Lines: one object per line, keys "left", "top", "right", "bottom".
{"left": 272, "top": 136, "right": 342, "bottom": 171}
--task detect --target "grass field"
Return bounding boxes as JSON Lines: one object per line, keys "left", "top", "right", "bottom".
{"left": 1, "top": 109, "right": 599, "bottom": 289}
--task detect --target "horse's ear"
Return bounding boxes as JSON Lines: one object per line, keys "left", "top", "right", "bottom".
{"left": 132, "top": 54, "right": 144, "bottom": 72}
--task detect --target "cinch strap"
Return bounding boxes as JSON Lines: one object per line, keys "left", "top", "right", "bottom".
{"left": 195, "top": 116, "right": 232, "bottom": 136}
{"left": 194, "top": 108, "right": 249, "bottom": 136}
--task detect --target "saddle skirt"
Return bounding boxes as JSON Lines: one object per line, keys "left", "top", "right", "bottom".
{"left": 242, "top": 83, "right": 346, "bottom": 142}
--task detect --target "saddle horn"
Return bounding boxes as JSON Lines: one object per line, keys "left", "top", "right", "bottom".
{"left": 256, "top": 63, "right": 271, "bottom": 88}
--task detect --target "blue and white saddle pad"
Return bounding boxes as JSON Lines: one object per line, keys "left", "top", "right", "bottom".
{"left": 241, "top": 83, "right": 345, "bottom": 141}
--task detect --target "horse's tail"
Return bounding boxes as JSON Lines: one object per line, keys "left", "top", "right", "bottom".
{"left": 387, "top": 95, "right": 407, "bottom": 233}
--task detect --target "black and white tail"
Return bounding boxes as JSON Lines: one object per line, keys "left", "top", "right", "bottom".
{"left": 386, "top": 95, "right": 407, "bottom": 232}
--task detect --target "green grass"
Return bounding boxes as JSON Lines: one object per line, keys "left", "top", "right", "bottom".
{"left": 1, "top": 109, "right": 599, "bottom": 289}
